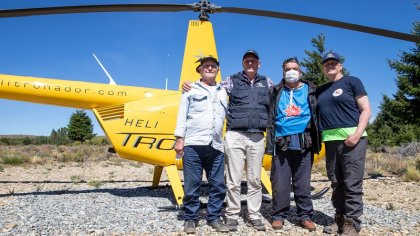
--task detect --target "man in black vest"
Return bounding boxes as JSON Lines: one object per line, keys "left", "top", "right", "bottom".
{"left": 223, "top": 50, "right": 273, "bottom": 232}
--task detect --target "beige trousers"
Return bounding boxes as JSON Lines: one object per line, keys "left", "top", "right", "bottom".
{"left": 224, "top": 130, "right": 265, "bottom": 221}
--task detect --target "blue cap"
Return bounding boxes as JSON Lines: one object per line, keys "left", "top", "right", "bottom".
{"left": 322, "top": 52, "right": 341, "bottom": 64}
{"left": 243, "top": 49, "right": 259, "bottom": 60}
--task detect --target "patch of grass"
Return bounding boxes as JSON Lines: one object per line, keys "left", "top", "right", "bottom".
{"left": 35, "top": 185, "right": 43, "bottom": 192}
{"left": 415, "top": 156, "right": 420, "bottom": 170}
{"left": 108, "top": 171, "right": 115, "bottom": 179}
{"left": 365, "top": 196, "right": 378, "bottom": 201}
{"left": 1, "top": 156, "right": 30, "bottom": 165}
{"left": 365, "top": 151, "right": 407, "bottom": 176}
{"left": 0, "top": 165, "right": 3, "bottom": 172}
{"left": 70, "top": 175, "right": 84, "bottom": 184}
{"left": 129, "top": 162, "right": 143, "bottom": 168}
{"left": 29, "top": 155, "right": 45, "bottom": 164}
{"left": 402, "top": 166, "right": 420, "bottom": 182}
{"left": 88, "top": 179, "right": 103, "bottom": 188}
{"left": 385, "top": 202, "right": 395, "bottom": 211}
{"left": 108, "top": 158, "right": 123, "bottom": 166}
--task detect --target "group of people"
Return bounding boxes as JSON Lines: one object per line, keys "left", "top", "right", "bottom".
{"left": 174, "top": 49, "right": 371, "bottom": 235}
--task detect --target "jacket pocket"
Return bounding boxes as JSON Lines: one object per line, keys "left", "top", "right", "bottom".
{"left": 259, "top": 112, "right": 268, "bottom": 128}
{"left": 189, "top": 95, "right": 207, "bottom": 113}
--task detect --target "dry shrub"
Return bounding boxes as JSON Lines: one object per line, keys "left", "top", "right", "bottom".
{"left": 403, "top": 166, "right": 420, "bottom": 182}
{"left": 365, "top": 151, "right": 407, "bottom": 176}
{"left": 1, "top": 155, "right": 30, "bottom": 165}
{"left": 0, "top": 144, "right": 112, "bottom": 165}
{"left": 29, "top": 155, "right": 45, "bottom": 164}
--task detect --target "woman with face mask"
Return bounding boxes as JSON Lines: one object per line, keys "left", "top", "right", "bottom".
{"left": 265, "top": 57, "right": 321, "bottom": 231}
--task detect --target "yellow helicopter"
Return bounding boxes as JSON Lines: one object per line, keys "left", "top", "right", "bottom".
{"left": 0, "top": 1, "right": 418, "bottom": 207}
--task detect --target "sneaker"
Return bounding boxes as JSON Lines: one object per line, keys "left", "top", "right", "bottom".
{"left": 246, "top": 219, "right": 266, "bottom": 231}
{"left": 323, "top": 214, "right": 344, "bottom": 234}
{"left": 226, "top": 218, "right": 238, "bottom": 232}
{"left": 184, "top": 220, "right": 196, "bottom": 234}
{"left": 208, "top": 219, "right": 229, "bottom": 233}
{"left": 272, "top": 219, "right": 284, "bottom": 230}
{"left": 300, "top": 219, "right": 316, "bottom": 232}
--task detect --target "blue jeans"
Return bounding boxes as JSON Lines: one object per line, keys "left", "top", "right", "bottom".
{"left": 183, "top": 145, "right": 226, "bottom": 222}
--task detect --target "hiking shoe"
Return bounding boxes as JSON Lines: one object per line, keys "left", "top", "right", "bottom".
{"left": 184, "top": 220, "right": 196, "bottom": 234}
{"left": 208, "top": 219, "right": 229, "bottom": 233}
{"left": 246, "top": 219, "right": 266, "bottom": 231}
{"left": 300, "top": 219, "right": 316, "bottom": 232}
{"left": 226, "top": 218, "right": 238, "bottom": 231}
{"left": 341, "top": 218, "right": 359, "bottom": 236}
{"left": 323, "top": 214, "right": 344, "bottom": 234}
{"left": 272, "top": 219, "right": 284, "bottom": 230}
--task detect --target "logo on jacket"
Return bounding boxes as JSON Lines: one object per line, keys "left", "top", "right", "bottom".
{"left": 333, "top": 88, "right": 343, "bottom": 97}
{"left": 285, "top": 104, "right": 301, "bottom": 117}
{"left": 255, "top": 82, "right": 265, "bottom": 88}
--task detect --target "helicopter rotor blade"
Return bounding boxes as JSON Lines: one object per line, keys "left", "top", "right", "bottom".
{"left": 0, "top": 3, "right": 417, "bottom": 43}
{"left": 0, "top": 4, "right": 195, "bottom": 18}
{"left": 218, "top": 7, "right": 419, "bottom": 43}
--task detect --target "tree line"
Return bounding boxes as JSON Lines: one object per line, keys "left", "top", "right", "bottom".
{"left": 0, "top": 110, "right": 107, "bottom": 145}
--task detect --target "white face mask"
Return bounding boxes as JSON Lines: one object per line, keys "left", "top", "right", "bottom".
{"left": 284, "top": 69, "right": 300, "bottom": 83}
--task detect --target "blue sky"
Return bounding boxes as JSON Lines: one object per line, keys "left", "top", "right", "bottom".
{"left": 0, "top": 0, "right": 418, "bottom": 136}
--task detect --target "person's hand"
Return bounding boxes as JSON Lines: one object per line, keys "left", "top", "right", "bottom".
{"left": 182, "top": 81, "right": 192, "bottom": 93}
{"left": 174, "top": 138, "right": 185, "bottom": 156}
{"left": 344, "top": 133, "right": 361, "bottom": 147}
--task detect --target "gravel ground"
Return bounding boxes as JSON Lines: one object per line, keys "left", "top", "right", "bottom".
{"left": 0, "top": 161, "right": 419, "bottom": 235}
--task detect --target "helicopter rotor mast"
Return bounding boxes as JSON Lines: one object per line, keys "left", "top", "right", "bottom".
{"left": 191, "top": 0, "right": 221, "bottom": 21}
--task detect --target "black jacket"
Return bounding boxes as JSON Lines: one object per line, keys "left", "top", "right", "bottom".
{"left": 265, "top": 79, "right": 322, "bottom": 154}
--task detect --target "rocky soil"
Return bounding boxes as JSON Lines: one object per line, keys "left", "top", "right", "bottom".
{"left": 0, "top": 161, "right": 419, "bottom": 235}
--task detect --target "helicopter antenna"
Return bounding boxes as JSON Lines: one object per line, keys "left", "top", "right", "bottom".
{"left": 92, "top": 53, "right": 117, "bottom": 85}
{"left": 165, "top": 53, "right": 169, "bottom": 90}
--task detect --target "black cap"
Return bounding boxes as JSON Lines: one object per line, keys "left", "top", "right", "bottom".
{"left": 242, "top": 49, "right": 259, "bottom": 60}
{"left": 322, "top": 52, "right": 341, "bottom": 64}
{"left": 195, "top": 56, "right": 219, "bottom": 73}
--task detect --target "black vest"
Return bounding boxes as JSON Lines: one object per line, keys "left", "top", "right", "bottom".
{"left": 227, "top": 72, "right": 270, "bottom": 132}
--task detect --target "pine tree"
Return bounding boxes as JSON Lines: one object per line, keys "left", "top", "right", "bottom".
{"left": 301, "top": 34, "right": 328, "bottom": 85}
{"left": 50, "top": 127, "right": 70, "bottom": 145}
{"left": 368, "top": 22, "right": 420, "bottom": 147}
{"left": 67, "top": 110, "right": 96, "bottom": 143}
{"left": 300, "top": 34, "right": 348, "bottom": 86}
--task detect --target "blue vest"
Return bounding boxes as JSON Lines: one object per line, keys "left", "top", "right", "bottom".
{"left": 227, "top": 72, "right": 270, "bottom": 132}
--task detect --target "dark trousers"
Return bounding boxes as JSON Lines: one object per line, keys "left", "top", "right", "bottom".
{"left": 325, "top": 138, "right": 367, "bottom": 226}
{"left": 182, "top": 145, "right": 226, "bottom": 222}
{"left": 270, "top": 148, "right": 314, "bottom": 221}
